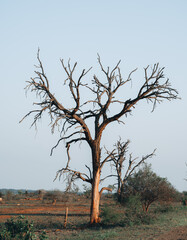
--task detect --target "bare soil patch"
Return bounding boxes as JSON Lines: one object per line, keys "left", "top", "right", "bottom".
{"left": 155, "top": 226, "right": 187, "bottom": 240}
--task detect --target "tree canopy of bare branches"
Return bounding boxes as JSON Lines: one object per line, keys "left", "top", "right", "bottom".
{"left": 20, "top": 50, "right": 179, "bottom": 224}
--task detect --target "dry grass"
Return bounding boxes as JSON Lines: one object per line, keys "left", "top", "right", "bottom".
{"left": 0, "top": 195, "right": 186, "bottom": 239}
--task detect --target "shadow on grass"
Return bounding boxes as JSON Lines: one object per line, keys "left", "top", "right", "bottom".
{"left": 0, "top": 213, "right": 89, "bottom": 217}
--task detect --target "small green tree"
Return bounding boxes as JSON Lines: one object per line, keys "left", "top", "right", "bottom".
{"left": 123, "top": 164, "right": 177, "bottom": 212}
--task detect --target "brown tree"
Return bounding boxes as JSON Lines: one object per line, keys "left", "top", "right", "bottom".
{"left": 20, "top": 50, "right": 178, "bottom": 224}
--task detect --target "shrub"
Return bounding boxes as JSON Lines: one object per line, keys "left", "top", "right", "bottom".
{"left": 39, "top": 231, "right": 49, "bottom": 240}
{"left": 101, "top": 205, "right": 122, "bottom": 225}
{"left": 43, "top": 190, "right": 64, "bottom": 202}
{"left": 0, "top": 216, "right": 49, "bottom": 240}
{"left": 123, "top": 164, "right": 178, "bottom": 212}
{"left": 101, "top": 195, "right": 156, "bottom": 227}
{"left": 154, "top": 203, "right": 175, "bottom": 213}
{"left": 181, "top": 191, "right": 187, "bottom": 206}
{"left": 0, "top": 228, "right": 11, "bottom": 240}
{"left": 123, "top": 194, "right": 156, "bottom": 226}
{"left": 124, "top": 194, "right": 142, "bottom": 212}
{"left": 0, "top": 215, "right": 36, "bottom": 239}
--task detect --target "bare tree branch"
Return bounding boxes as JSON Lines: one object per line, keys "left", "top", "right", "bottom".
{"left": 99, "top": 187, "right": 112, "bottom": 198}
{"left": 21, "top": 51, "right": 179, "bottom": 224}
{"left": 107, "top": 138, "right": 156, "bottom": 202}
{"left": 54, "top": 167, "right": 92, "bottom": 187}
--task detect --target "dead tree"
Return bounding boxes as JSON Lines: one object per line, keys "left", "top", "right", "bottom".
{"left": 20, "top": 50, "right": 178, "bottom": 224}
{"left": 105, "top": 139, "right": 156, "bottom": 202}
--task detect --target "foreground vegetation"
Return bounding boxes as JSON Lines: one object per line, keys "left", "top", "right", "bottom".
{"left": 0, "top": 166, "right": 186, "bottom": 239}
{"left": 0, "top": 189, "right": 186, "bottom": 239}
{"left": 0, "top": 204, "right": 186, "bottom": 239}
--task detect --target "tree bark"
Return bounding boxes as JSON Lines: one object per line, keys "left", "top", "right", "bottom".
{"left": 90, "top": 141, "right": 101, "bottom": 224}
{"left": 90, "top": 167, "right": 101, "bottom": 224}
{"left": 118, "top": 183, "right": 124, "bottom": 203}
{"left": 117, "top": 176, "right": 122, "bottom": 202}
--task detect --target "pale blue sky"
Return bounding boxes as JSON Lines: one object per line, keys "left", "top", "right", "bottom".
{"left": 0, "top": 0, "right": 186, "bottom": 192}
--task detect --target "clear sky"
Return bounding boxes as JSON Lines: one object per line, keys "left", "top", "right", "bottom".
{"left": 0, "top": 0, "right": 186, "bottom": 192}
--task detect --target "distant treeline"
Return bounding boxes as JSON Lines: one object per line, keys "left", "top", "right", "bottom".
{"left": 0, "top": 189, "right": 38, "bottom": 194}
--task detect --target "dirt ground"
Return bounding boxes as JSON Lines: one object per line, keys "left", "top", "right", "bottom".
{"left": 155, "top": 226, "right": 187, "bottom": 240}
{"left": 0, "top": 198, "right": 186, "bottom": 239}
{"left": 34, "top": 225, "right": 187, "bottom": 240}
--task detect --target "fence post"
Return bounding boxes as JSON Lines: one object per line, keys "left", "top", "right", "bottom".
{"left": 64, "top": 207, "right": 68, "bottom": 228}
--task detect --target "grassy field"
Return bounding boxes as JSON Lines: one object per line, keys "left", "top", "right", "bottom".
{"left": 0, "top": 194, "right": 186, "bottom": 239}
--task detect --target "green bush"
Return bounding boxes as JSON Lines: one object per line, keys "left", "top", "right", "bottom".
{"left": 181, "top": 191, "right": 187, "bottom": 206}
{"left": 4, "top": 216, "right": 35, "bottom": 239}
{"left": 182, "top": 199, "right": 187, "bottom": 206}
{"left": 101, "top": 205, "right": 122, "bottom": 225}
{"left": 124, "top": 194, "right": 142, "bottom": 212}
{"left": 101, "top": 195, "right": 155, "bottom": 227}
{"left": 0, "top": 228, "right": 11, "bottom": 240}
{"left": 122, "top": 164, "right": 178, "bottom": 212}
{"left": 39, "top": 231, "right": 49, "bottom": 240}
{"left": 123, "top": 195, "right": 156, "bottom": 226}
{"left": 154, "top": 203, "right": 175, "bottom": 213}
{"left": 123, "top": 210, "right": 155, "bottom": 226}
{"left": 0, "top": 216, "right": 48, "bottom": 240}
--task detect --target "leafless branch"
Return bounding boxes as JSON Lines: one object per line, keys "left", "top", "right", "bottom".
{"left": 99, "top": 187, "right": 112, "bottom": 198}
{"left": 54, "top": 167, "right": 92, "bottom": 189}
{"left": 123, "top": 149, "right": 156, "bottom": 182}
{"left": 50, "top": 131, "right": 84, "bottom": 155}
{"left": 105, "top": 138, "right": 156, "bottom": 201}
{"left": 21, "top": 52, "right": 179, "bottom": 216}
{"left": 85, "top": 165, "right": 92, "bottom": 180}
{"left": 100, "top": 149, "right": 115, "bottom": 169}
{"left": 100, "top": 174, "right": 117, "bottom": 182}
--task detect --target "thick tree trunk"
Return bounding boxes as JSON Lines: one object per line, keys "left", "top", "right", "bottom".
{"left": 90, "top": 141, "right": 101, "bottom": 224}
{"left": 90, "top": 167, "right": 101, "bottom": 224}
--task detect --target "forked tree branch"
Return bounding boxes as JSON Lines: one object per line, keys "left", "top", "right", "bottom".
{"left": 54, "top": 167, "right": 92, "bottom": 184}
{"left": 105, "top": 139, "right": 156, "bottom": 190}
{"left": 99, "top": 187, "right": 112, "bottom": 198}
{"left": 21, "top": 51, "right": 179, "bottom": 192}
